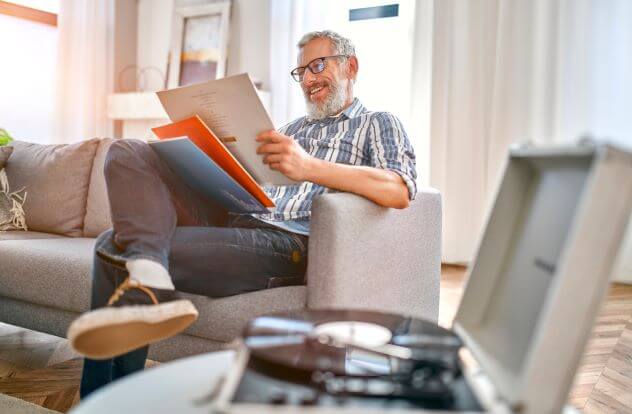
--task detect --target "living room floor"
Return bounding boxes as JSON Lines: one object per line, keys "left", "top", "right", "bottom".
{"left": 0, "top": 265, "right": 630, "bottom": 413}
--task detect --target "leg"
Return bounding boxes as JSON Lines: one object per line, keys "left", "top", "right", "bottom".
{"left": 77, "top": 140, "right": 230, "bottom": 396}
{"left": 80, "top": 230, "right": 149, "bottom": 398}
{"left": 81, "top": 348, "right": 148, "bottom": 398}
{"left": 168, "top": 221, "right": 308, "bottom": 298}
{"left": 78, "top": 140, "right": 231, "bottom": 397}
{"left": 103, "top": 139, "right": 227, "bottom": 267}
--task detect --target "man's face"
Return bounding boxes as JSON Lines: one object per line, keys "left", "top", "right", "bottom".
{"left": 298, "top": 38, "right": 353, "bottom": 119}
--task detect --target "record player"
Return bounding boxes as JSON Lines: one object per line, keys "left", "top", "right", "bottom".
{"left": 212, "top": 143, "right": 632, "bottom": 414}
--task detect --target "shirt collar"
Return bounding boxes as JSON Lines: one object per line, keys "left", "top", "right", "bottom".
{"left": 341, "top": 98, "right": 365, "bottom": 119}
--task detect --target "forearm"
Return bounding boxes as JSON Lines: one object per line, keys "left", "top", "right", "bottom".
{"left": 306, "top": 158, "right": 410, "bottom": 209}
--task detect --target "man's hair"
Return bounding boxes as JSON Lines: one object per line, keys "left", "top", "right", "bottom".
{"left": 297, "top": 30, "right": 356, "bottom": 57}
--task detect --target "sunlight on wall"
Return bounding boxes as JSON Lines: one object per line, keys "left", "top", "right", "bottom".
{"left": 0, "top": 14, "right": 58, "bottom": 144}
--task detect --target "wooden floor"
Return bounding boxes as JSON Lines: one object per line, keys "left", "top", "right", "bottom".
{"left": 0, "top": 265, "right": 630, "bottom": 413}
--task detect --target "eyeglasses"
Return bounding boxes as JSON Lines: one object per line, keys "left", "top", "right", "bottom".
{"left": 290, "top": 55, "right": 348, "bottom": 82}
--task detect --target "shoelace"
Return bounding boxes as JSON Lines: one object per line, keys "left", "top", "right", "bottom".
{"left": 107, "top": 277, "right": 159, "bottom": 306}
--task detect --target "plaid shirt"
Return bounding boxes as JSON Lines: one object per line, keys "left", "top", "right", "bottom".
{"left": 253, "top": 98, "right": 417, "bottom": 234}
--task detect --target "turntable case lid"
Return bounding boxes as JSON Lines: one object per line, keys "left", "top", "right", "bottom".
{"left": 452, "top": 143, "right": 632, "bottom": 413}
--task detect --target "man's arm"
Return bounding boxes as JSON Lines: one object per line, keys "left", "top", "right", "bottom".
{"left": 256, "top": 130, "right": 410, "bottom": 209}
{"left": 306, "top": 159, "right": 410, "bottom": 209}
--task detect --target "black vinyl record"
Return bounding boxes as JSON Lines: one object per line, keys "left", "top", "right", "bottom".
{"left": 242, "top": 309, "right": 463, "bottom": 395}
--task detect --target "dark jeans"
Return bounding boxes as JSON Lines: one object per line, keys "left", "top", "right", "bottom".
{"left": 80, "top": 139, "right": 308, "bottom": 398}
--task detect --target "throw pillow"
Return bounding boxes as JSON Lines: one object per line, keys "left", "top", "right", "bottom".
{"left": 5, "top": 139, "right": 99, "bottom": 236}
{"left": 0, "top": 146, "right": 28, "bottom": 231}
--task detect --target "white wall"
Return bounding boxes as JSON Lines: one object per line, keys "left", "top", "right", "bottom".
{"left": 137, "top": 0, "right": 173, "bottom": 91}
{"left": 223, "top": 0, "right": 270, "bottom": 88}
{"left": 136, "top": 0, "right": 271, "bottom": 91}
{"left": 114, "top": 0, "right": 138, "bottom": 92}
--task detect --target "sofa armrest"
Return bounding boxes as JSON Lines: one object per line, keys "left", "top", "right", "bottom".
{"left": 306, "top": 189, "right": 442, "bottom": 322}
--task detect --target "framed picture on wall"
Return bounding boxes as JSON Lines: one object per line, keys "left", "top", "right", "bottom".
{"left": 168, "top": 1, "right": 231, "bottom": 88}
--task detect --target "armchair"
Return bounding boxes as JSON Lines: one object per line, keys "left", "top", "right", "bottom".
{"left": 150, "top": 189, "right": 442, "bottom": 360}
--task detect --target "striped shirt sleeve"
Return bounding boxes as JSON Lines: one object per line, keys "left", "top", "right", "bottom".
{"left": 367, "top": 112, "right": 418, "bottom": 200}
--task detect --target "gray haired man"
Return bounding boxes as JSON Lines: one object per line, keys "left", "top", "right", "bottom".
{"left": 71, "top": 30, "right": 417, "bottom": 396}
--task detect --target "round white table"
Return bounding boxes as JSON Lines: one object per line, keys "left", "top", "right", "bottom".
{"left": 69, "top": 350, "right": 583, "bottom": 414}
{"left": 70, "top": 350, "right": 236, "bottom": 414}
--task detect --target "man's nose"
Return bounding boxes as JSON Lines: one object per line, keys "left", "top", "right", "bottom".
{"left": 302, "top": 68, "right": 317, "bottom": 85}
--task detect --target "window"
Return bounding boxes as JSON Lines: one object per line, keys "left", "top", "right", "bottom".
{"left": 0, "top": 0, "right": 59, "bottom": 143}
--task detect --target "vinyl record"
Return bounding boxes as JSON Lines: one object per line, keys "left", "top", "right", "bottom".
{"left": 242, "top": 309, "right": 463, "bottom": 384}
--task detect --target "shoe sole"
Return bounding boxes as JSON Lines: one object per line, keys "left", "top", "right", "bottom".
{"left": 68, "top": 300, "right": 198, "bottom": 360}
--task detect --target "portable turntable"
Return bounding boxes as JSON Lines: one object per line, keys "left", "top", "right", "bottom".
{"left": 213, "top": 143, "right": 632, "bottom": 414}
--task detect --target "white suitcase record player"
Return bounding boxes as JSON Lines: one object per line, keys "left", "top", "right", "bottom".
{"left": 212, "top": 142, "right": 632, "bottom": 414}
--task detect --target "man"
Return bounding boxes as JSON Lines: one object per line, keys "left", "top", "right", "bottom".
{"left": 69, "top": 30, "right": 417, "bottom": 396}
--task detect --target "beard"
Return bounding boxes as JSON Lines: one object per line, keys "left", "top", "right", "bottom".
{"left": 304, "top": 79, "right": 349, "bottom": 120}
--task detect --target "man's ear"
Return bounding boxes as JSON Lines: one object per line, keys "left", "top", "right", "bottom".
{"left": 347, "top": 56, "right": 359, "bottom": 80}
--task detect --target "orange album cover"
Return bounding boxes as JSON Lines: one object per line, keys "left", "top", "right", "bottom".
{"left": 151, "top": 116, "right": 274, "bottom": 208}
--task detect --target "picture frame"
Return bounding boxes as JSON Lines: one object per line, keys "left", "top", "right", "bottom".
{"left": 167, "top": 1, "right": 231, "bottom": 88}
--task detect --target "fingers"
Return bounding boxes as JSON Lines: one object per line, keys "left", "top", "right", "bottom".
{"left": 256, "top": 142, "right": 284, "bottom": 155}
{"left": 256, "top": 130, "right": 285, "bottom": 143}
{"left": 262, "top": 154, "right": 283, "bottom": 164}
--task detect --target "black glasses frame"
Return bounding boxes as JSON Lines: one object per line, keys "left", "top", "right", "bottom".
{"left": 290, "top": 55, "right": 348, "bottom": 82}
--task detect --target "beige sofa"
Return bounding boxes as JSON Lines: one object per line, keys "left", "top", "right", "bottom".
{"left": 0, "top": 138, "right": 442, "bottom": 362}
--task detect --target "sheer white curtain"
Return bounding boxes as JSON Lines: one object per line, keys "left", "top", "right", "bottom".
{"left": 55, "top": 0, "right": 115, "bottom": 143}
{"left": 430, "top": 0, "right": 632, "bottom": 264}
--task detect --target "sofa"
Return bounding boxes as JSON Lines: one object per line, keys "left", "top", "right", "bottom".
{"left": 0, "top": 138, "right": 442, "bottom": 362}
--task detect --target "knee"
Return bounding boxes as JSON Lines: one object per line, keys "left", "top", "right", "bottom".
{"left": 104, "top": 139, "right": 153, "bottom": 176}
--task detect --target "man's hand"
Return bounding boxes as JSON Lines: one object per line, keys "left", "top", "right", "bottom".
{"left": 256, "top": 130, "right": 314, "bottom": 181}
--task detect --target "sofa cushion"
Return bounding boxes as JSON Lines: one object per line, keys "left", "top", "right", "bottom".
{"left": 5, "top": 139, "right": 100, "bottom": 236}
{"left": 84, "top": 139, "right": 114, "bottom": 237}
{"left": 0, "top": 238, "right": 95, "bottom": 313}
{"left": 181, "top": 286, "right": 306, "bottom": 342}
{"left": 0, "top": 231, "right": 67, "bottom": 241}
